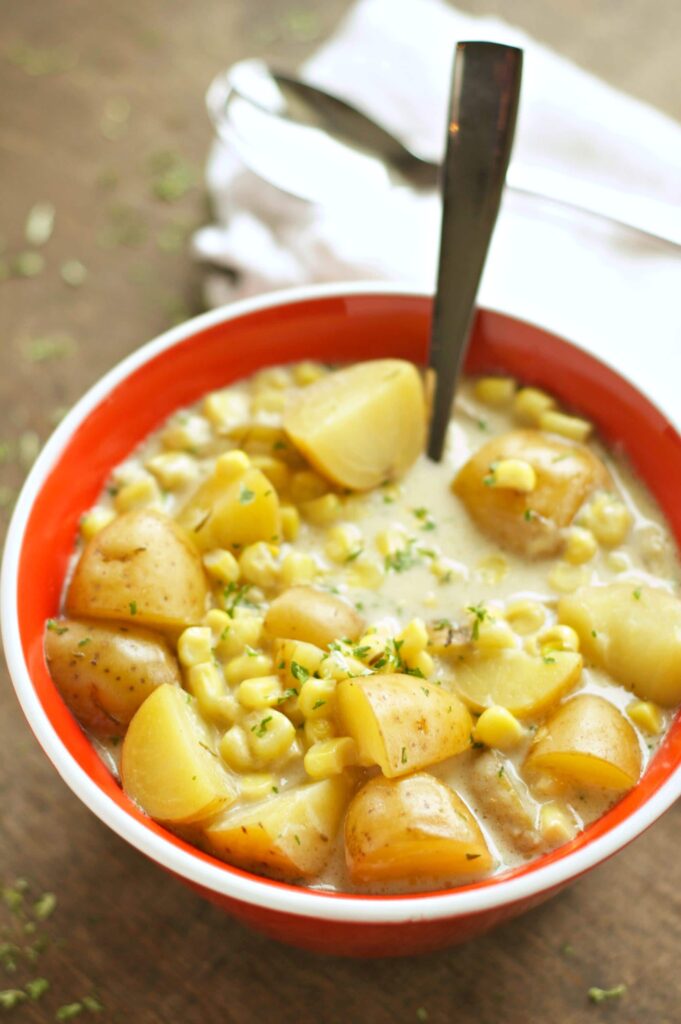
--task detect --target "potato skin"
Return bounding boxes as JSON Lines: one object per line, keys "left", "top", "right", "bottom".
{"left": 265, "top": 586, "right": 364, "bottom": 648}
{"left": 45, "top": 618, "right": 182, "bottom": 737}
{"left": 453, "top": 430, "right": 610, "bottom": 557}
{"left": 345, "top": 773, "right": 493, "bottom": 883}
{"left": 66, "top": 509, "right": 208, "bottom": 631}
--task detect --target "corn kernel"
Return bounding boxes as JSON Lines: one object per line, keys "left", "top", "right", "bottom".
{"left": 304, "top": 717, "right": 336, "bottom": 745}
{"left": 548, "top": 561, "right": 590, "bottom": 594}
{"left": 353, "top": 633, "right": 387, "bottom": 665}
{"left": 488, "top": 459, "right": 536, "bottom": 493}
{"left": 203, "top": 390, "right": 249, "bottom": 431}
{"left": 325, "top": 523, "right": 363, "bottom": 563}
{"left": 203, "top": 549, "right": 240, "bottom": 585}
{"left": 537, "top": 624, "right": 580, "bottom": 655}
{"left": 411, "top": 650, "right": 435, "bottom": 678}
{"left": 398, "top": 619, "right": 428, "bottom": 662}
{"left": 253, "top": 367, "right": 291, "bottom": 391}
{"left": 345, "top": 557, "right": 384, "bottom": 590}
{"left": 215, "top": 613, "right": 263, "bottom": 659}
{"left": 430, "top": 557, "right": 468, "bottom": 583}
{"left": 280, "top": 552, "right": 319, "bottom": 586}
{"left": 187, "top": 662, "right": 238, "bottom": 724}
{"left": 298, "top": 677, "right": 337, "bottom": 718}
{"left": 476, "top": 554, "right": 509, "bottom": 585}
{"left": 319, "top": 651, "right": 368, "bottom": 681}
{"left": 214, "top": 449, "right": 250, "bottom": 482}
{"left": 293, "top": 361, "right": 327, "bottom": 386}
{"left": 246, "top": 709, "right": 295, "bottom": 763}
{"left": 504, "top": 599, "right": 546, "bottom": 636}
{"left": 540, "top": 802, "right": 576, "bottom": 845}
{"left": 219, "top": 726, "right": 253, "bottom": 770}
{"left": 251, "top": 389, "right": 287, "bottom": 414}
{"left": 114, "top": 476, "right": 160, "bottom": 513}
{"left": 474, "top": 706, "right": 525, "bottom": 750}
{"left": 145, "top": 451, "right": 197, "bottom": 490}
{"left": 239, "top": 542, "right": 279, "bottom": 588}
{"left": 249, "top": 454, "right": 290, "bottom": 492}
{"left": 627, "top": 700, "right": 663, "bottom": 735}
{"left": 275, "top": 639, "right": 326, "bottom": 680}
{"left": 237, "top": 674, "right": 284, "bottom": 710}
{"left": 300, "top": 493, "right": 342, "bottom": 525}
{"left": 280, "top": 505, "right": 300, "bottom": 541}
{"left": 585, "top": 494, "right": 632, "bottom": 547}
{"left": 225, "top": 651, "right": 273, "bottom": 685}
{"left": 539, "top": 410, "right": 592, "bottom": 442}
{"left": 178, "top": 626, "right": 213, "bottom": 668}
{"left": 475, "top": 617, "right": 517, "bottom": 654}
{"left": 606, "top": 551, "right": 631, "bottom": 573}
{"left": 513, "top": 387, "right": 555, "bottom": 425}
{"left": 564, "top": 526, "right": 597, "bottom": 565}
{"left": 80, "top": 506, "right": 116, "bottom": 541}
{"left": 304, "top": 737, "right": 357, "bottom": 779}
{"left": 375, "top": 527, "right": 409, "bottom": 558}
{"left": 290, "top": 470, "right": 328, "bottom": 503}
{"left": 162, "top": 414, "right": 212, "bottom": 452}
{"left": 474, "top": 376, "right": 516, "bottom": 406}
{"left": 239, "top": 773, "right": 277, "bottom": 801}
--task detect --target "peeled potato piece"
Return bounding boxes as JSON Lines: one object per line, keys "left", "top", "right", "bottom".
{"left": 525, "top": 693, "right": 641, "bottom": 791}
{"left": 44, "top": 618, "right": 181, "bottom": 737}
{"left": 67, "top": 509, "right": 208, "bottom": 631}
{"left": 453, "top": 430, "right": 610, "bottom": 557}
{"left": 345, "top": 773, "right": 493, "bottom": 883}
{"left": 178, "top": 466, "right": 280, "bottom": 553}
{"left": 283, "top": 359, "right": 427, "bottom": 491}
{"left": 558, "top": 584, "right": 681, "bottom": 707}
{"left": 454, "top": 649, "right": 582, "bottom": 719}
{"left": 337, "top": 674, "right": 472, "bottom": 778}
{"left": 469, "top": 751, "right": 541, "bottom": 855}
{"left": 204, "top": 777, "right": 349, "bottom": 879}
{"left": 122, "top": 684, "right": 237, "bottom": 824}
{"left": 265, "top": 586, "right": 364, "bottom": 647}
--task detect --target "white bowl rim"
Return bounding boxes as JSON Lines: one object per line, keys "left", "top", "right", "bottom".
{"left": 3, "top": 280, "right": 681, "bottom": 925}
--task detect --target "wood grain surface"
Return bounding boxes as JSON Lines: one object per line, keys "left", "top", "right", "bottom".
{"left": 1, "top": 1, "right": 679, "bottom": 1021}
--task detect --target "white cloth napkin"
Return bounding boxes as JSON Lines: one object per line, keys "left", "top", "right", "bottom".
{"left": 192, "top": 0, "right": 681, "bottom": 424}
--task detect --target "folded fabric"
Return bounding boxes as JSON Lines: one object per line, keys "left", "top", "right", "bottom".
{"left": 192, "top": 0, "right": 681, "bottom": 423}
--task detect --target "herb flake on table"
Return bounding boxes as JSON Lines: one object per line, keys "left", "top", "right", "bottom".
{"left": 588, "top": 984, "right": 626, "bottom": 1003}
{"left": 25, "top": 203, "right": 55, "bottom": 247}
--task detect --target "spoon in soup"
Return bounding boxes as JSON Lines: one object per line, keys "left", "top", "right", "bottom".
{"left": 427, "top": 41, "right": 522, "bottom": 461}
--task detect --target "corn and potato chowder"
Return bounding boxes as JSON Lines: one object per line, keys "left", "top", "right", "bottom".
{"left": 44, "top": 360, "right": 681, "bottom": 893}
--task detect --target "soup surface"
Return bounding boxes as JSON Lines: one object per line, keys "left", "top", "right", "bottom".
{"left": 44, "top": 361, "right": 681, "bottom": 893}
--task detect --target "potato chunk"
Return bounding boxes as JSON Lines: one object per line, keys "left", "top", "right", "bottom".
{"left": 337, "top": 674, "right": 472, "bottom": 778}
{"left": 453, "top": 430, "right": 610, "bottom": 557}
{"left": 178, "top": 466, "right": 280, "bottom": 553}
{"left": 454, "top": 649, "right": 582, "bottom": 718}
{"left": 121, "top": 684, "right": 237, "bottom": 824}
{"left": 283, "top": 359, "right": 426, "bottom": 491}
{"left": 44, "top": 618, "right": 181, "bottom": 737}
{"left": 525, "top": 693, "right": 641, "bottom": 791}
{"left": 469, "top": 751, "right": 541, "bottom": 855}
{"left": 66, "top": 510, "right": 208, "bottom": 631}
{"left": 558, "top": 584, "right": 681, "bottom": 706}
{"left": 265, "top": 586, "right": 364, "bottom": 647}
{"left": 345, "top": 774, "right": 493, "bottom": 883}
{"left": 204, "top": 777, "right": 349, "bottom": 879}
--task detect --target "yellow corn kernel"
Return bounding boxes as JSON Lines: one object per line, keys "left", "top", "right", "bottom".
{"left": 585, "top": 494, "right": 632, "bottom": 547}
{"left": 548, "top": 561, "right": 590, "bottom": 594}
{"left": 249, "top": 454, "right": 290, "bottom": 492}
{"left": 300, "top": 493, "right": 342, "bottom": 525}
{"left": 540, "top": 802, "right": 576, "bottom": 845}
{"left": 290, "top": 470, "right": 328, "bottom": 503}
{"left": 410, "top": 650, "right": 435, "bottom": 678}
{"left": 474, "top": 706, "right": 525, "bottom": 750}
{"left": 186, "top": 662, "right": 238, "bottom": 725}
{"left": 504, "top": 599, "right": 547, "bottom": 636}
{"left": 219, "top": 726, "right": 253, "bottom": 771}
{"left": 537, "top": 624, "right": 580, "bottom": 655}
{"left": 203, "top": 608, "right": 231, "bottom": 641}
{"left": 216, "top": 613, "right": 264, "bottom": 659}
{"left": 114, "top": 476, "right": 160, "bottom": 513}
{"left": 474, "top": 376, "right": 517, "bottom": 406}
{"left": 239, "top": 773, "right": 277, "bottom": 801}
{"left": 203, "top": 390, "right": 249, "bottom": 431}
{"left": 298, "top": 677, "right": 337, "bottom": 718}
{"left": 398, "top": 618, "right": 428, "bottom": 662}
{"left": 304, "top": 717, "right": 336, "bottom": 745}
{"left": 606, "top": 551, "right": 631, "bottom": 573}
{"left": 539, "top": 409, "right": 592, "bottom": 443}
{"left": 430, "top": 557, "right": 468, "bottom": 583}
{"left": 564, "top": 526, "right": 597, "bottom": 565}
{"left": 476, "top": 553, "right": 509, "bottom": 585}
{"left": 475, "top": 617, "right": 517, "bottom": 654}
{"left": 178, "top": 626, "right": 213, "bottom": 668}
{"left": 145, "top": 451, "right": 198, "bottom": 490}
{"left": 245, "top": 709, "right": 295, "bottom": 763}
{"left": 293, "top": 361, "right": 326, "bottom": 386}
{"left": 375, "top": 527, "right": 408, "bottom": 558}
{"left": 202, "top": 549, "right": 240, "bottom": 585}
{"left": 253, "top": 366, "right": 291, "bottom": 391}
{"left": 225, "top": 651, "right": 273, "bottom": 686}
{"left": 238, "top": 542, "right": 279, "bottom": 588}
{"left": 280, "top": 552, "right": 319, "bottom": 587}
{"left": 319, "top": 651, "right": 368, "bottom": 682}
{"left": 353, "top": 633, "right": 387, "bottom": 665}
{"left": 346, "top": 557, "right": 384, "bottom": 590}
{"left": 488, "top": 459, "right": 537, "bottom": 493}
{"left": 214, "top": 449, "right": 251, "bottom": 482}
{"left": 275, "top": 639, "right": 326, "bottom": 680}
{"left": 80, "top": 506, "right": 116, "bottom": 541}
{"left": 325, "top": 523, "right": 363, "bottom": 563}
{"left": 513, "top": 387, "right": 555, "bottom": 425}
{"left": 251, "top": 389, "right": 287, "bottom": 415}
{"left": 280, "top": 505, "right": 300, "bottom": 541}
{"left": 237, "top": 674, "right": 284, "bottom": 710}
{"left": 304, "top": 737, "right": 357, "bottom": 779}
{"left": 162, "top": 414, "right": 212, "bottom": 452}
{"left": 627, "top": 700, "right": 663, "bottom": 735}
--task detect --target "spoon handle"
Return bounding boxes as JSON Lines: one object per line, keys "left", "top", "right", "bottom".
{"left": 427, "top": 42, "right": 523, "bottom": 461}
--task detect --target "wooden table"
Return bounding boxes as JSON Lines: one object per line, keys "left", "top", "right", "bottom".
{"left": 1, "top": 2, "right": 679, "bottom": 1020}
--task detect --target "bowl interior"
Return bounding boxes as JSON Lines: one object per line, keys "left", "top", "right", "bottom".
{"left": 11, "top": 290, "right": 681, "bottom": 906}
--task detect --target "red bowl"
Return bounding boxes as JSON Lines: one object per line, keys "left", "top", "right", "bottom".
{"left": 3, "top": 283, "right": 681, "bottom": 957}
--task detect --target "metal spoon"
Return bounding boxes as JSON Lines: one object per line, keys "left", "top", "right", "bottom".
{"left": 427, "top": 42, "right": 522, "bottom": 461}
{"left": 206, "top": 62, "right": 681, "bottom": 246}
